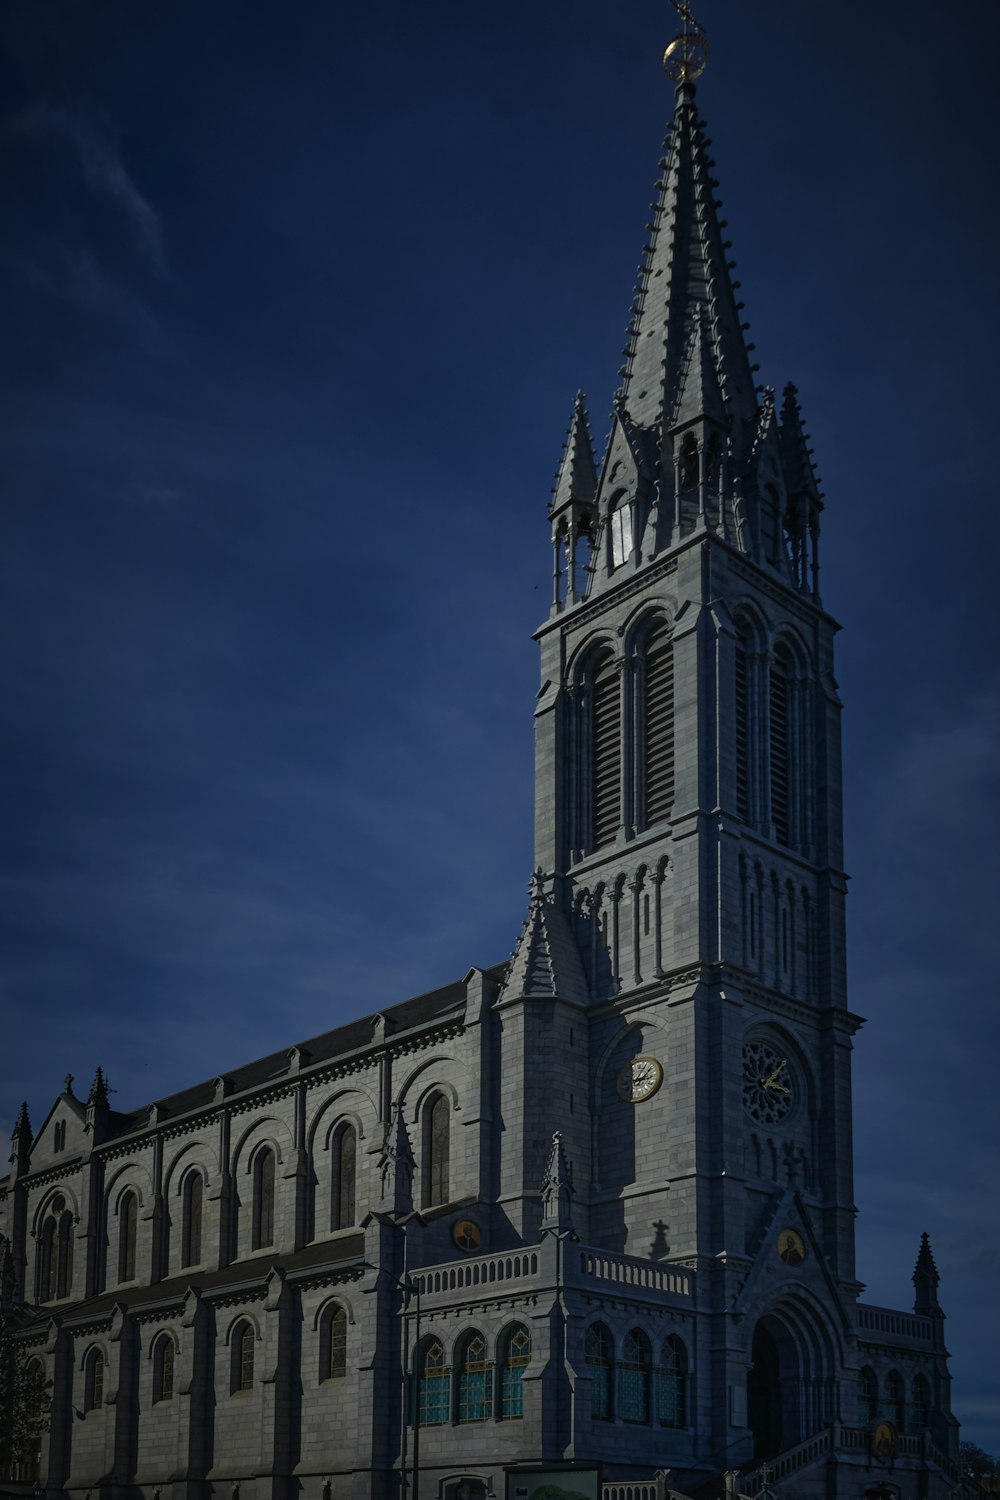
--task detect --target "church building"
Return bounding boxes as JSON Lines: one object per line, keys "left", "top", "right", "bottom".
{"left": 0, "top": 19, "right": 967, "bottom": 1500}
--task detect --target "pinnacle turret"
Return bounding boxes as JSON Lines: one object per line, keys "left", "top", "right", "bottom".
{"left": 377, "top": 1101, "right": 414, "bottom": 1215}
{"left": 539, "top": 1130, "right": 575, "bottom": 1234}
{"left": 913, "top": 1231, "right": 942, "bottom": 1317}
{"left": 9, "top": 1102, "right": 31, "bottom": 1176}
{"left": 549, "top": 392, "right": 597, "bottom": 523}
{"left": 88, "top": 1066, "right": 109, "bottom": 1109}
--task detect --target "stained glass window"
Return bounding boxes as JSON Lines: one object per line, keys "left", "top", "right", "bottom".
{"left": 859, "top": 1367, "right": 877, "bottom": 1423}
{"left": 499, "top": 1325, "right": 530, "bottom": 1420}
{"left": 427, "top": 1096, "right": 449, "bottom": 1208}
{"left": 418, "top": 1339, "right": 449, "bottom": 1426}
{"left": 182, "top": 1173, "right": 203, "bottom": 1267}
{"left": 85, "top": 1349, "right": 104, "bottom": 1411}
{"left": 885, "top": 1370, "right": 904, "bottom": 1428}
{"left": 457, "top": 1332, "right": 491, "bottom": 1423}
{"left": 908, "top": 1374, "right": 930, "bottom": 1434}
{"left": 155, "top": 1337, "right": 175, "bottom": 1402}
{"left": 253, "top": 1149, "right": 275, "bottom": 1249}
{"left": 237, "top": 1324, "right": 255, "bottom": 1391}
{"left": 618, "top": 1328, "right": 651, "bottom": 1424}
{"left": 334, "top": 1126, "right": 357, "bottom": 1230}
{"left": 327, "top": 1306, "right": 347, "bottom": 1380}
{"left": 56, "top": 1208, "right": 73, "bottom": 1299}
{"left": 656, "top": 1335, "right": 687, "bottom": 1427}
{"left": 119, "top": 1192, "right": 137, "bottom": 1283}
{"left": 586, "top": 1323, "right": 613, "bottom": 1421}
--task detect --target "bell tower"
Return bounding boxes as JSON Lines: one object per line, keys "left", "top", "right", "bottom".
{"left": 521, "top": 22, "right": 859, "bottom": 1298}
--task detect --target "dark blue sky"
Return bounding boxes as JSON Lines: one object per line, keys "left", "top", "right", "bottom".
{"left": 2, "top": 0, "right": 998, "bottom": 1452}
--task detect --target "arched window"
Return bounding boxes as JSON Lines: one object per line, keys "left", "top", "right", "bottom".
{"left": 586, "top": 646, "right": 620, "bottom": 851}
{"left": 456, "top": 1330, "right": 491, "bottom": 1423}
{"left": 118, "top": 1191, "right": 138, "bottom": 1283}
{"left": 417, "top": 1337, "right": 450, "bottom": 1426}
{"left": 232, "top": 1322, "right": 255, "bottom": 1393}
{"left": 656, "top": 1335, "right": 688, "bottom": 1427}
{"left": 858, "top": 1366, "right": 878, "bottom": 1424}
{"left": 640, "top": 617, "right": 675, "bottom": 827}
{"left": 769, "top": 646, "right": 792, "bottom": 846}
{"left": 909, "top": 1374, "right": 931, "bottom": 1434}
{"left": 586, "top": 1322, "right": 614, "bottom": 1422}
{"left": 735, "top": 628, "right": 750, "bottom": 824}
{"left": 181, "top": 1172, "right": 203, "bottom": 1268}
{"left": 498, "top": 1324, "right": 530, "bottom": 1420}
{"left": 618, "top": 1328, "right": 652, "bottom": 1424}
{"left": 609, "top": 496, "right": 633, "bottom": 570}
{"left": 56, "top": 1204, "right": 73, "bottom": 1297}
{"left": 885, "top": 1369, "right": 904, "bottom": 1429}
{"left": 320, "top": 1303, "right": 348, "bottom": 1381}
{"left": 679, "top": 433, "right": 699, "bottom": 492}
{"left": 252, "top": 1148, "right": 275, "bottom": 1250}
{"left": 84, "top": 1348, "right": 105, "bottom": 1412}
{"left": 153, "top": 1335, "right": 175, "bottom": 1403}
{"left": 38, "top": 1217, "right": 56, "bottom": 1303}
{"left": 19, "top": 1357, "right": 46, "bottom": 1481}
{"left": 332, "top": 1124, "right": 357, "bottom": 1230}
{"left": 38, "top": 1195, "right": 73, "bottom": 1302}
{"left": 54, "top": 1121, "right": 66, "bottom": 1152}
{"left": 424, "top": 1095, "right": 450, "bottom": 1209}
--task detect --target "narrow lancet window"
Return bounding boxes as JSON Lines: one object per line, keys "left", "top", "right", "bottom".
{"left": 642, "top": 618, "right": 675, "bottom": 826}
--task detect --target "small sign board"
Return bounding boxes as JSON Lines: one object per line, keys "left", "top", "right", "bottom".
{"left": 506, "top": 1468, "right": 600, "bottom": 1500}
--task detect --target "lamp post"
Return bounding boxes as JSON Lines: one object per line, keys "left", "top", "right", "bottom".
{"left": 366, "top": 1256, "right": 421, "bottom": 1500}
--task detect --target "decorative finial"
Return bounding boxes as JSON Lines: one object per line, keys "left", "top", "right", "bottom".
{"left": 64, "top": 1073, "right": 75, "bottom": 1097}
{"left": 663, "top": 0, "right": 710, "bottom": 83}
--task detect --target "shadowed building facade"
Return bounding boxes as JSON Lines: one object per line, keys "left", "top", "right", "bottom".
{"left": 0, "top": 35, "right": 966, "bottom": 1500}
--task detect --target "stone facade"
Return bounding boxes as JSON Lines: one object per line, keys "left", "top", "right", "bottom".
{"left": 0, "top": 56, "right": 967, "bottom": 1500}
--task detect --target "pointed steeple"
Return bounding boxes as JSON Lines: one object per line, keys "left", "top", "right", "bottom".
{"left": 620, "top": 78, "right": 758, "bottom": 450}
{"left": 540, "top": 1131, "right": 575, "bottom": 1234}
{"left": 88, "top": 1066, "right": 109, "bottom": 1109}
{"left": 9, "top": 1102, "right": 31, "bottom": 1176}
{"left": 548, "top": 393, "right": 599, "bottom": 609}
{"left": 86, "top": 1066, "right": 110, "bottom": 1145}
{"left": 377, "top": 1101, "right": 414, "bottom": 1216}
{"left": 549, "top": 392, "right": 597, "bottom": 523}
{"left": 913, "top": 1231, "right": 942, "bottom": 1317}
{"left": 502, "top": 871, "right": 589, "bottom": 1004}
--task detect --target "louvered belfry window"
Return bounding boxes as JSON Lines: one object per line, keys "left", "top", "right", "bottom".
{"left": 735, "top": 639, "right": 750, "bottom": 823}
{"left": 590, "top": 648, "right": 620, "bottom": 849}
{"left": 770, "top": 650, "right": 791, "bottom": 845}
{"left": 643, "top": 618, "right": 675, "bottom": 826}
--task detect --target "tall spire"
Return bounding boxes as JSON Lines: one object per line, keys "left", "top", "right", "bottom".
{"left": 619, "top": 75, "right": 758, "bottom": 455}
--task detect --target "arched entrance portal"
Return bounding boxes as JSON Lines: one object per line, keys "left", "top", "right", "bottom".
{"left": 748, "top": 1316, "right": 801, "bottom": 1460}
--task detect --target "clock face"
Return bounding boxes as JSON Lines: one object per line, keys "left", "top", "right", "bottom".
{"left": 617, "top": 1055, "right": 663, "bottom": 1103}
{"left": 743, "top": 1040, "right": 795, "bottom": 1124}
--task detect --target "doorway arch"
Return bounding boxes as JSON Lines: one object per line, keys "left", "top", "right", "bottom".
{"left": 748, "top": 1316, "right": 801, "bottom": 1459}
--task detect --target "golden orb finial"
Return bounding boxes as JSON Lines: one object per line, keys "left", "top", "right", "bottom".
{"left": 663, "top": 0, "right": 710, "bottom": 82}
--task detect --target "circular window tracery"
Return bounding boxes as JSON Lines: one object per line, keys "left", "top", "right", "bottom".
{"left": 742, "top": 1040, "right": 796, "bottom": 1124}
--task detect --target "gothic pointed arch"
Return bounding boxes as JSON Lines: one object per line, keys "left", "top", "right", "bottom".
{"left": 455, "top": 1328, "right": 491, "bottom": 1423}
{"left": 618, "top": 1327, "right": 652, "bottom": 1424}
{"left": 422, "top": 1092, "right": 450, "bottom": 1209}
{"left": 585, "top": 1321, "right": 614, "bottom": 1422}
{"left": 572, "top": 639, "right": 621, "bottom": 853}
{"left": 498, "top": 1323, "right": 530, "bottom": 1420}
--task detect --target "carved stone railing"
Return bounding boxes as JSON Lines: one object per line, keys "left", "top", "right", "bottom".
{"left": 577, "top": 1248, "right": 692, "bottom": 1299}
{"left": 857, "top": 1302, "right": 933, "bottom": 1344}
{"left": 413, "top": 1249, "right": 539, "bottom": 1299}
